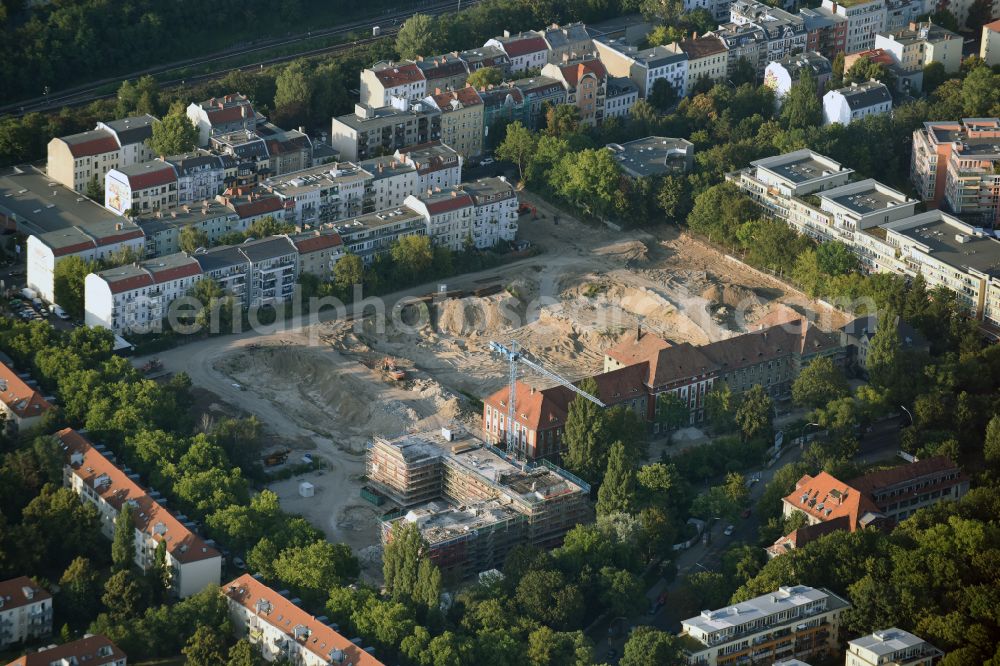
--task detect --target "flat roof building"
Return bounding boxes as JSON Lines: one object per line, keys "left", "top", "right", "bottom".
{"left": 606, "top": 136, "right": 694, "bottom": 178}
{"left": 846, "top": 628, "right": 943, "bottom": 666}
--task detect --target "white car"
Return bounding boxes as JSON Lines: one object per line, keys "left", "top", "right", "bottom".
{"left": 480, "top": 157, "right": 495, "bottom": 166}
{"left": 724, "top": 524, "right": 735, "bottom": 536}
{"left": 52, "top": 305, "right": 70, "bottom": 320}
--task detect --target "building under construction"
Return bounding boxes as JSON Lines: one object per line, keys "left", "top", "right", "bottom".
{"left": 368, "top": 427, "right": 591, "bottom": 579}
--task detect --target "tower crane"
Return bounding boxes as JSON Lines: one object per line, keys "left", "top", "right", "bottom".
{"left": 489, "top": 340, "right": 605, "bottom": 459}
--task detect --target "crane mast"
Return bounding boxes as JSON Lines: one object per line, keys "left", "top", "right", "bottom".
{"left": 489, "top": 340, "right": 605, "bottom": 459}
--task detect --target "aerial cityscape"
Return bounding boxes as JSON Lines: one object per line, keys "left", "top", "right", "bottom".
{"left": 0, "top": 0, "right": 999, "bottom": 664}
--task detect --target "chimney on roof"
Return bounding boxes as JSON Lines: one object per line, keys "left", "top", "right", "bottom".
{"left": 636, "top": 323, "right": 642, "bottom": 340}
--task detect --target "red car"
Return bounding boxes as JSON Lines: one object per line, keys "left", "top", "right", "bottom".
{"left": 741, "top": 508, "right": 752, "bottom": 518}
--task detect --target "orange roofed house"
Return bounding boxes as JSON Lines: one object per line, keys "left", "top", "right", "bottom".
{"left": 541, "top": 57, "right": 608, "bottom": 127}
{"left": 224, "top": 574, "right": 384, "bottom": 666}
{"left": 0, "top": 362, "right": 52, "bottom": 433}
{"left": 58, "top": 428, "right": 222, "bottom": 598}
{"left": 778, "top": 456, "right": 968, "bottom": 552}
{"left": 4, "top": 634, "right": 126, "bottom": 666}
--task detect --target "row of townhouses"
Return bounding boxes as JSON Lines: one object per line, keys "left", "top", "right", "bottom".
{"left": 727, "top": 145, "right": 1000, "bottom": 329}
{"left": 81, "top": 176, "right": 517, "bottom": 334}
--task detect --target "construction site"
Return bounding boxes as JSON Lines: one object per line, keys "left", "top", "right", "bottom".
{"left": 144, "top": 199, "right": 850, "bottom": 579}
{"left": 368, "top": 427, "right": 590, "bottom": 580}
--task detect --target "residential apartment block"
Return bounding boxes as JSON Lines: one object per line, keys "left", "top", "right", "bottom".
{"left": 484, "top": 31, "right": 549, "bottom": 74}
{"left": 604, "top": 76, "right": 640, "bottom": 119}
{"left": 403, "top": 177, "right": 518, "bottom": 251}
{"left": 764, "top": 52, "right": 832, "bottom": 106}
{"left": 594, "top": 35, "right": 688, "bottom": 98}
{"left": 822, "top": 80, "right": 892, "bottom": 126}
{"left": 912, "top": 118, "right": 1000, "bottom": 224}
{"left": 327, "top": 206, "right": 427, "bottom": 264}
{"left": 541, "top": 58, "right": 608, "bottom": 127}
{"left": 680, "top": 35, "right": 729, "bottom": 92}
{"left": 459, "top": 45, "right": 511, "bottom": 77}
{"left": 821, "top": 0, "right": 887, "bottom": 54}
{"left": 846, "top": 628, "right": 943, "bottom": 666}
{"left": 511, "top": 76, "right": 568, "bottom": 130}
{"left": 680, "top": 585, "right": 850, "bottom": 666}
{"left": 457, "top": 176, "right": 520, "bottom": 248}
{"left": 875, "top": 22, "right": 962, "bottom": 74}
{"left": 58, "top": 428, "right": 222, "bottom": 597}
{"left": 479, "top": 85, "right": 528, "bottom": 150}
{"left": 782, "top": 456, "right": 968, "bottom": 531}
{"left": 415, "top": 53, "right": 470, "bottom": 93}
{"left": 187, "top": 94, "right": 262, "bottom": 147}
{"left": 0, "top": 363, "right": 52, "bottom": 433}
{"left": 134, "top": 200, "right": 241, "bottom": 258}
{"left": 368, "top": 428, "right": 590, "bottom": 579}
{"left": 5, "top": 635, "right": 126, "bottom": 666}
{"left": 104, "top": 159, "right": 178, "bottom": 215}
{"left": 289, "top": 231, "right": 343, "bottom": 279}
{"left": 423, "top": 87, "right": 485, "bottom": 158}
{"left": 224, "top": 574, "right": 384, "bottom": 666}
{"left": 0, "top": 578, "right": 51, "bottom": 651}
{"left": 981, "top": 20, "right": 1000, "bottom": 67}
{"left": 729, "top": 0, "right": 809, "bottom": 76}
{"left": 163, "top": 151, "right": 226, "bottom": 206}
{"left": 329, "top": 102, "right": 441, "bottom": 162}
{"left": 801, "top": 7, "right": 848, "bottom": 61}
{"left": 263, "top": 162, "right": 373, "bottom": 228}
{"left": 47, "top": 115, "right": 158, "bottom": 193}
{"left": 606, "top": 136, "right": 695, "bottom": 178}
{"left": 360, "top": 61, "right": 428, "bottom": 108}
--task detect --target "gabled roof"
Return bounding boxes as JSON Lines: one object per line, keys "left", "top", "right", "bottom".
{"left": 227, "top": 194, "right": 284, "bottom": 219}
{"left": 0, "top": 577, "right": 50, "bottom": 612}
{"left": 784, "top": 471, "right": 881, "bottom": 530}
{"left": 849, "top": 455, "right": 963, "bottom": 497}
{"left": 371, "top": 61, "right": 426, "bottom": 87}
{"left": 0, "top": 362, "right": 52, "bottom": 419}
{"left": 57, "top": 129, "right": 120, "bottom": 158}
{"left": 96, "top": 254, "right": 202, "bottom": 295}
{"left": 496, "top": 33, "right": 549, "bottom": 57}
{"left": 484, "top": 380, "right": 575, "bottom": 431}
{"left": 101, "top": 114, "right": 158, "bottom": 146}
{"left": 291, "top": 231, "right": 343, "bottom": 254}
{"left": 555, "top": 59, "right": 608, "bottom": 87}
{"left": 423, "top": 191, "right": 475, "bottom": 215}
{"left": 604, "top": 327, "right": 672, "bottom": 368}
{"left": 114, "top": 159, "right": 177, "bottom": 189}
{"left": 5, "top": 635, "right": 126, "bottom": 666}
{"left": 57, "top": 428, "right": 221, "bottom": 564}
{"left": 679, "top": 35, "right": 727, "bottom": 60}
{"left": 766, "top": 515, "right": 851, "bottom": 557}
{"left": 591, "top": 363, "right": 649, "bottom": 406}
{"left": 832, "top": 80, "right": 892, "bottom": 110}
{"left": 416, "top": 53, "right": 469, "bottom": 79}
{"left": 224, "top": 574, "right": 385, "bottom": 666}
{"left": 430, "top": 86, "right": 484, "bottom": 110}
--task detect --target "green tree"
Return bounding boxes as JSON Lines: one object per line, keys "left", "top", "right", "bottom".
{"left": 147, "top": 109, "right": 197, "bottom": 156}
{"left": 227, "top": 639, "right": 265, "bottom": 666}
{"left": 85, "top": 174, "right": 104, "bottom": 203}
{"left": 179, "top": 226, "right": 209, "bottom": 253}
{"left": 495, "top": 121, "right": 537, "bottom": 181}
{"left": 966, "top": 0, "right": 992, "bottom": 28}
{"left": 922, "top": 61, "right": 947, "bottom": 94}
{"left": 657, "top": 175, "right": 690, "bottom": 224}
{"left": 273, "top": 60, "right": 315, "bottom": 128}
{"left": 735, "top": 385, "right": 773, "bottom": 442}
{"left": 815, "top": 241, "right": 859, "bottom": 275}
{"left": 112, "top": 502, "right": 135, "bottom": 571}
{"left": 705, "top": 384, "right": 737, "bottom": 433}
{"left": 58, "top": 556, "right": 102, "bottom": 627}
{"left": 396, "top": 14, "right": 438, "bottom": 60}
{"left": 391, "top": 235, "right": 434, "bottom": 282}
{"left": 526, "top": 626, "right": 592, "bottom": 666}
{"left": 792, "top": 357, "right": 850, "bottom": 409}
{"left": 333, "top": 253, "right": 364, "bottom": 295}
{"left": 515, "top": 569, "right": 584, "bottom": 630}
{"left": 556, "top": 148, "right": 621, "bottom": 219}
{"left": 831, "top": 52, "right": 846, "bottom": 87}
{"left": 383, "top": 521, "right": 424, "bottom": 603}
{"left": 780, "top": 69, "right": 822, "bottom": 130}
{"left": 545, "top": 103, "right": 581, "bottom": 137}
{"left": 656, "top": 392, "right": 689, "bottom": 438}
{"left": 182, "top": 625, "right": 227, "bottom": 666}
{"left": 648, "top": 77, "right": 677, "bottom": 112}
{"left": 101, "top": 570, "right": 141, "bottom": 621}
{"left": 867, "top": 311, "right": 903, "bottom": 396}
{"left": 620, "top": 626, "right": 683, "bottom": 666}
{"left": 596, "top": 441, "right": 637, "bottom": 516}
{"left": 984, "top": 415, "right": 1000, "bottom": 469}
{"left": 53, "top": 255, "right": 97, "bottom": 319}
{"left": 246, "top": 215, "right": 294, "bottom": 239}
{"left": 467, "top": 67, "right": 503, "bottom": 89}
{"left": 563, "top": 378, "right": 610, "bottom": 482}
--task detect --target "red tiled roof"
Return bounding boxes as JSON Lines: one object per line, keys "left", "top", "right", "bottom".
{"left": 502, "top": 35, "right": 548, "bottom": 57}
{"left": 849, "top": 455, "right": 963, "bottom": 497}
{"left": 223, "top": 575, "right": 385, "bottom": 666}
{"left": 0, "top": 362, "right": 52, "bottom": 419}
{"left": 591, "top": 363, "right": 649, "bottom": 407}
{"left": 852, "top": 48, "right": 895, "bottom": 66}
{"left": 680, "top": 35, "right": 728, "bottom": 59}
{"left": 767, "top": 515, "right": 851, "bottom": 558}
{"left": 57, "top": 428, "right": 220, "bottom": 564}
{"left": 0, "top": 577, "right": 50, "bottom": 613}
{"left": 230, "top": 195, "right": 284, "bottom": 219}
{"left": 784, "top": 471, "right": 881, "bottom": 531}
{"left": 373, "top": 62, "right": 425, "bottom": 87}
{"left": 52, "top": 240, "right": 98, "bottom": 257}
{"left": 106, "top": 273, "right": 154, "bottom": 295}
{"left": 124, "top": 164, "right": 176, "bottom": 190}
{"left": 604, "top": 327, "right": 672, "bottom": 368}
{"left": 431, "top": 86, "right": 483, "bottom": 109}
{"left": 647, "top": 343, "right": 716, "bottom": 388}
{"left": 64, "top": 134, "right": 121, "bottom": 158}
{"left": 294, "top": 233, "right": 343, "bottom": 254}
{"left": 558, "top": 60, "right": 608, "bottom": 87}
{"left": 424, "top": 192, "right": 474, "bottom": 215}
{"left": 6, "top": 635, "right": 126, "bottom": 666}
{"left": 484, "top": 380, "right": 574, "bottom": 431}
{"left": 96, "top": 228, "right": 145, "bottom": 247}
{"left": 986, "top": 19, "right": 1000, "bottom": 30}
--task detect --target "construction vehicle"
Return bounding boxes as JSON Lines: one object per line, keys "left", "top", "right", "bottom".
{"left": 489, "top": 340, "right": 604, "bottom": 459}
{"left": 517, "top": 203, "right": 537, "bottom": 217}
{"left": 141, "top": 358, "right": 163, "bottom": 374}
{"left": 264, "top": 449, "right": 291, "bottom": 466}
{"left": 381, "top": 357, "right": 407, "bottom": 381}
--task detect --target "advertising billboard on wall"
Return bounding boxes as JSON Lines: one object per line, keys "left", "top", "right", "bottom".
{"left": 105, "top": 176, "right": 131, "bottom": 216}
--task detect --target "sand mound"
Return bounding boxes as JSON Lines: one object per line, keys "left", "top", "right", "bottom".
{"left": 436, "top": 294, "right": 524, "bottom": 338}
{"left": 702, "top": 283, "right": 762, "bottom": 310}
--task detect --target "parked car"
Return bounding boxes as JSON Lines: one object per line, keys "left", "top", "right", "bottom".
{"left": 480, "top": 157, "right": 495, "bottom": 166}
{"left": 232, "top": 557, "right": 246, "bottom": 570}
{"left": 741, "top": 508, "right": 752, "bottom": 519}
{"left": 52, "top": 305, "right": 70, "bottom": 320}
{"left": 724, "top": 524, "right": 735, "bottom": 536}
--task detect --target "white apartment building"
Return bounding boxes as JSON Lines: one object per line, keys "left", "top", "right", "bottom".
{"left": 822, "top": 81, "right": 892, "bottom": 126}
{"left": 847, "top": 628, "right": 943, "bottom": 666}
{"left": 360, "top": 143, "right": 463, "bottom": 213}
{"left": 404, "top": 189, "right": 475, "bottom": 251}
{"left": 186, "top": 94, "right": 262, "bottom": 147}
{"left": 400, "top": 143, "right": 463, "bottom": 193}
{"left": 223, "top": 574, "right": 385, "bottom": 666}
{"left": 680, "top": 36, "right": 729, "bottom": 93}
{"left": 594, "top": 35, "right": 689, "bottom": 98}
{"left": 875, "top": 22, "right": 962, "bottom": 73}
{"left": 981, "top": 20, "right": 1000, "bottom": 67}
{"left": 360, "top": 156, "right": 419, "bottom": 212}
{"left": 289, "top": 231, "right": 344, "bottom": 279}
{"left": 680, "top": 585, "right": 850, "bottom": 666}
{"left": 134, "top": 201, "right": 242, "bottom": 258}
{"left": 0, "top": 577, "right": 52, "bottom": 650}
{"left": 164, "top": 152, "right": 226, "bottom": 206}
{"left": 104, "top": 159, "right": 179, "bottom": 216}
{"left": 729, "top": 0, "right": 809, "bottom": 72}
{"left": 816, "top": 178, "right": 917, "bottom": 232}
{"left": 605, "top": 76, "right": 640, "bottom": 119}
{"left": 360, "top": 61, "right": 428, "bottom": 108}
{"left": 59, "top": 428, "right": 222, "bottom": 599}
{"left": 263, "top": 162, "right": 374, "bottom": 229}
{"left": 46, "top": 115, "right": 158, "bottom": 194}
{"left": 460, "top": 177, "right": 519, "bottom": 249}
{"left": 764, "top": 52, "right": 833, "bottom": 106}
{"left": 84, "top": 253, "right": 203, "bottom": 334}
{"left": 821, "top": 0, "right": 887, "bottom": 53}
{"left": 882, "top": 211, "right": 1000, "bottom": 321}
{"left": 484, "top": 31, "right": 550, "bottom": 74}
{"left": 7, "top": 634, "right": 127, "bottom": 666}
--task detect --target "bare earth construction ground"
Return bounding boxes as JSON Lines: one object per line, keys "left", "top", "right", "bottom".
{"left": 145, "top": 204, "right": 847, "bottom": 578}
